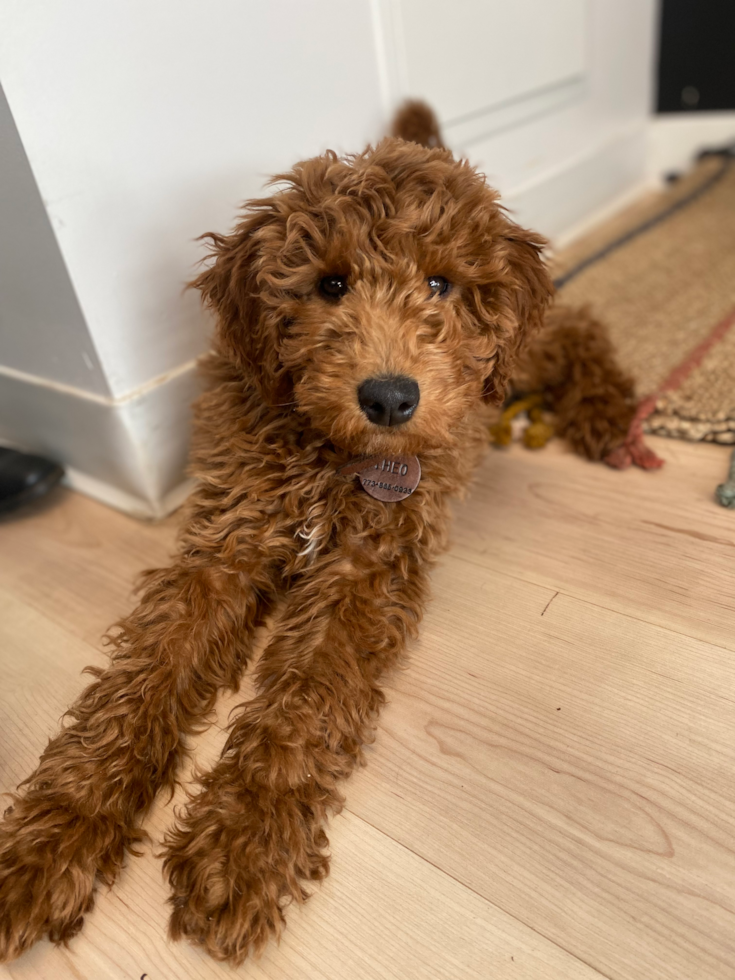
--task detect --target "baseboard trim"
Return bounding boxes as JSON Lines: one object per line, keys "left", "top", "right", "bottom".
{"left": 500, "top": 123, "right": 649, "bottom": 242}
{"left": 0, "top": 357, "right": 199, "bottom": 407}
{"left": 551, "top": 175, "right": 659, "bottom": 251}
{"left": 0, "top": 363, "right": 201, "bottom": 518}
{"left": 64, "top": 467, "right": 195, "bottom": 520}
{"left": 648, "top": 112, "right": 735, "bottom": 180}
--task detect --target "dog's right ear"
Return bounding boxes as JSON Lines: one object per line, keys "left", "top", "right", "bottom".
{"left": 191, "top": 205, "right": 287, "bottom": 402}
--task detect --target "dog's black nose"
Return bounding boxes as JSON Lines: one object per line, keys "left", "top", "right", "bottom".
{"left": 358, "top": 376, "right": 420, "bottom": 427}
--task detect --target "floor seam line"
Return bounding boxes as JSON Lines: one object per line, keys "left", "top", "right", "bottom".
{"left": 449, "top": 550, "right": 735, "bottom": 653}
{"left": 343, "top": 806, "right": 615, "bottom": 980}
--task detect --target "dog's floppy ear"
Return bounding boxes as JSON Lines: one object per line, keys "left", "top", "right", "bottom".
{"left": 474, "top": 221, "right": 554, "bottom": 404}
{"left": 191, "top": 204, "right": 287, "bottom": 403}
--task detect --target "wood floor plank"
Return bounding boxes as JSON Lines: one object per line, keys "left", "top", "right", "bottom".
{"left": 0, "top": 807, "right": 607, "bottom": 980}
{"left": 0, "top": 489, "right": 177, "bottom": 649}
{"left": 345, "top": 555, "right": 735, "bottom": 980}
{"left": 0, "top": 587, "right": 107, "bottom": 787}
{"left": 1, "top": 432, "right": 733, "bottom": 979}
{"left": 0, "top": 602, "right": 605, "bottom": 980}
{"left": 450, "top": 436, "right": 735, "bottom": 648}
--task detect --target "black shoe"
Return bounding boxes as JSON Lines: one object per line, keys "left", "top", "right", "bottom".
{"left": 0, "top": 448, "right": 64, "bottom": 514}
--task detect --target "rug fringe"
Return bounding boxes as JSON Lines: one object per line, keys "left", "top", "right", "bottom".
{"left": 605, "top": 305, "right": 735, "bottom": 472}
{"left": 604, "top": 395, "right": 665, "bottom": 470}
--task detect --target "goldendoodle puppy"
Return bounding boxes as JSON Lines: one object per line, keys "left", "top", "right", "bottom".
{"left": 0, "top": 126, "right": 634, "bottom": 964}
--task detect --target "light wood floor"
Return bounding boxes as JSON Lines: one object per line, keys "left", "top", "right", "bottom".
{"left": 1, "top": 436, "right": 734, "bottom": 980}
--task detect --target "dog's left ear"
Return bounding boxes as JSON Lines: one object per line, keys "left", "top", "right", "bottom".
{"left": 476, "top": 222, "right": 554, "bottom": 403}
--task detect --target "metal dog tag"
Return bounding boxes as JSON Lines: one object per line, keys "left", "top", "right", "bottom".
{"left": 338, "top": 454, "right": 421, "bottom": 502}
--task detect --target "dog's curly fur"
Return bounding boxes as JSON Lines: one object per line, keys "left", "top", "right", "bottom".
{"left": 513, "top": 304, "right": 636, "bottom": 460}
{"left": 0, "top": 123, "right": 635, "bottom": 965}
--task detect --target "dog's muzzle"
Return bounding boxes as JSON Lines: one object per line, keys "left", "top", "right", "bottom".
{"left": 357, "top": 376, "right": 420, "bottom": 427}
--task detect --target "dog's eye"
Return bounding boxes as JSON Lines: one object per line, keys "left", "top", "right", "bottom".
{"left": 428, "top": 275, "right": 451, "bottom": 298}
{"left": 318, "top": 275, "right": 349, "bottom": 300}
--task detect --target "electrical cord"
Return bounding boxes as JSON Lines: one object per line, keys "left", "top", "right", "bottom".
{"left": 553, "top": 140, "right": 735, "bottom": 291}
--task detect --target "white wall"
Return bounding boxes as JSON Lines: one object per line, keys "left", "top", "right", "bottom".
{"left": 0, "top": 0, "right": 386, "bottom": 398}
{"left": 374, "top": 0, "right": 658, "bottom": 239}
{"left": 0, "top": 85, "right": 109, "bottom": 395}
{"left": 487, "top": 1, "right": 658, "bottom": 237}
{"left": 0, "top": 0, "right": 660, "bottom": 516}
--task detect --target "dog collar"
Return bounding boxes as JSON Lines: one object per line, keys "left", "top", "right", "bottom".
{"left": 337, "top": 453, "right": 421, "bottom": 502}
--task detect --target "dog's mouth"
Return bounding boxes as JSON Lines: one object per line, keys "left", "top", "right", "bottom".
{"left": 340, "top": 418, "right": 438, "bottom": 461}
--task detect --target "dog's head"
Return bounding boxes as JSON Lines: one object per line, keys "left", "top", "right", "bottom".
{"left": 194, "top": 139, "right": 553, "bottom": 455}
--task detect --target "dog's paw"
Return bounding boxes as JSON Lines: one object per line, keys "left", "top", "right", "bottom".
{"left": 164, "top": 785, "right": 329, "bottom": 964}
{"left": 0, "top": 799, "right": 129, "bottom": 961}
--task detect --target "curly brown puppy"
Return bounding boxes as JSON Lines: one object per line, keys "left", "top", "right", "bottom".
{"left": 0, "top": 131, "right": 634, "bottom": 964}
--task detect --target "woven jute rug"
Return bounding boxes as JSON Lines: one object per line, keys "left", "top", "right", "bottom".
{"left": 552, "top": 156, "right": 735, "bottom": 447}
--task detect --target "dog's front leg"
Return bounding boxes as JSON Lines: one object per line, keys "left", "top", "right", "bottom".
{"left": 0, "top": 521, "right": 282, "bottom": 962}
{"left": 163, "top": 536, "right": 431, "bottom": 964}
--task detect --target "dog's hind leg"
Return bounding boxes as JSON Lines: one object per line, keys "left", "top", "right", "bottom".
{"left": 513, "top": 304, "right": 636, "bottom": 461}
{"left": 0, "top": 521, "right": 281, "bottom": 962}
{"left": 163, "top": 536, "right": 430, "bottom": 964}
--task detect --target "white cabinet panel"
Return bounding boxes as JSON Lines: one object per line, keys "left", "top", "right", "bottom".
{"left": 376, "top": 0, "right": 588, "bottom": 145}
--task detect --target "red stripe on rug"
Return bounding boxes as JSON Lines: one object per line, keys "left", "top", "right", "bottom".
{"left": 605, "top": 304, "right": 735, "bottom": 470}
